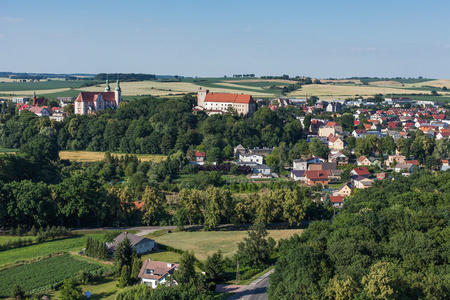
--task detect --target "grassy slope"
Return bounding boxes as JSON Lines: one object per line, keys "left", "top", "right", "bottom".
{"left": 151, "top": 229, "right": 303, "bottom": 261}
{"left": 0, "top": 233, "right": 103, "bottom": 266}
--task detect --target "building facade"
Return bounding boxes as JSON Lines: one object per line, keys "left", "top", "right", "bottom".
{"left": 75, "top": 78, "right": 121, "bottom": 115}
{"left": 197, "top": 87, "right": 256, "bottom": 116}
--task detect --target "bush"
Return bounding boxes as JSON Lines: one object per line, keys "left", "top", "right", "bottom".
{"left": 208, "top": 282, "right": 216, "bottom": 291}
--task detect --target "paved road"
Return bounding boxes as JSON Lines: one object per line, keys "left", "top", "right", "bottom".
{"left": 72, "top": 226, "right": 177, "bottom": 236}
{"left": 226, "top": 269, "right": 273, "bottom": 300}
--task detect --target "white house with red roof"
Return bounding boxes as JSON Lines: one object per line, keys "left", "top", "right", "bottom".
{"left": 197, "top": 87, "right": 256, "bottom": 116}
{"left": 28, "top": 106, "right": 50, "bottom": 117}
{"left": 139, "top": 260, "right": 179, "bottom": 288}
{"left": 351, "top": 167, "right": 370, "bottom": 178}
{"left": 75, "top": 77, "right": 121, "bottom": 115}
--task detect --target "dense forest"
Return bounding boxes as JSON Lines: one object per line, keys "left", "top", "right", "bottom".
{"left": 0, "top": 95, "right": 304, "bottom": 158}
{"left": 269, "top": 171, "right": 450, "bottom": 299}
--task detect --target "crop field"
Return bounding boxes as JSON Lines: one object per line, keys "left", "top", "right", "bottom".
{"left": 0, "top": 80, "right": 94, "bottom": 92}
{"left": 59, "top": 151, "right": 167, "bottom": 162}
{"left": 0, "top": 233, "right": 104, "bottom": 266}
{"left": 151, "top": 229, "right": 303, "bottom": 261}
{"left": 0, "top": 254, "right": 102, "bottom": 297}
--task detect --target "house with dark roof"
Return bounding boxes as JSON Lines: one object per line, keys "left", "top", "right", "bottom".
{"left": 290, "top": 170, "right": 305, "bottom": 181}
{"left": 107, "top": 232, "right": 155, "bottom": 255}
{"left": 139, "top": 260, "right": 179, "bottom": 288}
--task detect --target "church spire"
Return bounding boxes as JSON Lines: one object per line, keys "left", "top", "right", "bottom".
{"left": 115, "top": 75, "right": 121, "bottom": 92}
{"left": 105, "top": 74, "right": 111, "bottom": 92}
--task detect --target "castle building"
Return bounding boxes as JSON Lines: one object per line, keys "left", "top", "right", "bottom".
{"left": 196, "top": 87, "right": 256, "bottom": 116}
{"left": 74, "top": 77, "right": 121, "bottom": 115}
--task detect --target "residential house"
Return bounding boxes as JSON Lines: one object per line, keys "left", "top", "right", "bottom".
{"left": 356, "top": 156, "right": 371, "bottom": 166}
{"left": 28, "top": 106, "right": 50, "bottom": 117}
{"left": 394, "top": 162, "right": 414, "bottom": 173}
{"left": 353, "top": 176, "right": 374, "bottom": 189}
{"left": 436, "top": 132, "right": 450, "bottom": 140}
{"left": 385, "top": 155, "right": 406, "bottom": 167}
{"left": 293, "top": 159, "right": 307, "bottom": 170}
{"left": 253, "top": 164, "right": 271, "bottom": 176}
{"left": 304, "top": 170, "right": 331, "bottom": 186}
{"left": 290, "top": 170, "right": 305, "bottom": 181}
{"left": 308, "top": 162, "right": 337, "bottom": 171}
{"left": 441, "top": 160, "right": 450, "bottom": 171}
{"left": 387, "top": 130, "right": 402, "bottom": 141}
{"left": 335, "top": 183, "right": 352, "bottom": 197}
{"left": 328, "top": 151, "right": 348, "bottom": 165}
{"left": 369, "top": 157, "right": 382, "bottom": 167}
{"left": 329, "top": 169, "right": 343, "bottom": 181}
{"left": 352, "top": 129, "right": 367, "bottom": 138}
{"left": 107, "top": 232, "right": 155, "bottom": 255}
{"left": 328, "top": 134, "right": 345, "bottom": 150}
{"left": 239, "top": 153, "right": 263, "bottom": 165}
{"left": 139, "top": 260, "right": 179, "bottom": 288}
{"left": 194, "top": 150, "right": 206, "bottom": 163}
{"left": 330, "top": 196, "right": 344, "bottom": 208}
{"left": 305, "top": 156, "right": 326, "bottom": 164}
{"left": 234, "top": 144, "right": 246, "bottom": 158}
{"left": 351, "top": 167, "right": 370, "bottom": 178}
{"left": 319, "top": 121, "right": 342, "bottom": 137}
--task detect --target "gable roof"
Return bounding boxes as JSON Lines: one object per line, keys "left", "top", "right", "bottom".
{"left": 204, "top": 93, "right": 255, "bottom": 104}
{"left": 194, "top": 150, "right": 205, "bottom": 157}
{"left": 291, "top": 170, "right": 305, "bottom": 177}
{"left": 75, "top": 92, "right": 116, "bottom": 103}
{"left": 352, "top": 167, "right": 370, "bottom": 176}
{"left": 304, "top": 170, "right": 331, "bottom": 180}
{"left": 138, "top": 260, "right": 179, "bottom": 281}
{"left": 330, "top": 196, "right": 344, "bottom": 203}
{"left": 108, "top": 232, "right": 154, "bottom": 252}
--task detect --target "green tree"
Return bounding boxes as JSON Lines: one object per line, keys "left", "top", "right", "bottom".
{"left": 303, "top": 114, "right": 313, "bottom": 131}
{"left": 178, "top": 189, "right": 203, "bottom": 226}
{"left": 141, "top": 186, "right": 165, "bottom": 226}
{"left": 118, "top": 265, "right": 132, "bottom": 288}
{"left": 204, "top": 187, "right": 233, "bottom": 230}
{"left": 204, "top": 250, "right": 225, "bottom": 282}
{"left": 60, "top": 278, "right": 82, "bottom": 300}
{"left": 175, "top": 251, "right": 196, "bottom": 285}
{"left": 340, "top": 113, "right": 355, "bottom": 132}
{"left": 114, "top": 236, "right": 135, "bottom": 272}
{"left": 237, "top": 224, "right": 270, "bottom": 268}
{"left": 309, "top": 137, "right": 329, "bottom": 159}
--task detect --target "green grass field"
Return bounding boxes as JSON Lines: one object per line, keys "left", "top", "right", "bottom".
{"left": 0, "top": 233, "right": 104, "bottom": 267}
{"left": 0, "top": 254, "right": 102, "bottom": 298}
{"left": 0, "top": 80, "right": 95, "bottom": 92}
{"left": 151, "top": 229, "right": 303, "bottom": 261}
{"left": 50, "top": 276, "right": 119, "bottom": 300}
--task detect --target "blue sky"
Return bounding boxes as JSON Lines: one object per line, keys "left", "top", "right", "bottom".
{"left": 1, "top": 0, "right": 449, "bottom": 78}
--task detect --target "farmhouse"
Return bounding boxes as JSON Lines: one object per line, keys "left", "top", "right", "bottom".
{"left": 139, "top": 260, "right": 179, "bottom": 288}
{"left": 197, "top": 87, "right": 256, "bottom": 116}
{"left": 75, "top": 78, "right": 121, "bottom": 115}
{"left": 107, "top": 232, "right": 155, "bottom": 255}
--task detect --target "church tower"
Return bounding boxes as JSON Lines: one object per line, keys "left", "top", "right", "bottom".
{"left": 105, "top": 75, "right": 111, "bottom": 92}
{"left": 32, "top": 90, "right": 36, "bottom": 106}
{"left": 114, "top": 76, "right": 121, "bottom": 107}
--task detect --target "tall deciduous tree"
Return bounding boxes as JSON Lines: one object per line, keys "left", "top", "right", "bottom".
{"left": 237, "top": 224, "right": 270, "bottom": 268}
{"left": 141, "top": 186, "right": 165, "bottom": 226}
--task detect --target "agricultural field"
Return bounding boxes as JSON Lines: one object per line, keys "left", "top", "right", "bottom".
{"left": 151, "top": 229, "right": 303, "bottom": 261}
{"left": 59, "top": 151, "right": 166, "bottom": 163}
{"left": 0, "top": 233, "right": 104, "bottom": 266}
{"left": 49, "top": 277, "right": 119, "bottom": 300}
{"left": 0, "top": 254, "right": 103, "bottom": 298}
{"left": 2, "top": 76, "right": 449, "bottom": 101}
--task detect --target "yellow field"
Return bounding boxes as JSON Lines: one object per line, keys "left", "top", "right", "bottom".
{"left": 59, "top": 151, "right": 166, "bottom": 162}
{"left": 152, "top": 229, "right": 303, "bottom": 261}
{"left": 288, "top": 84, "right": 428, "bottom": 99}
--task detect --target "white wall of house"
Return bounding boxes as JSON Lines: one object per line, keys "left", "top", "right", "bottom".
{"left": 135, "top": 239, "right": 155, "bottom": 254}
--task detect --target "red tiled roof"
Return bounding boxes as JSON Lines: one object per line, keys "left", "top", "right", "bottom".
{"left": 330, "top": 196, "right": 344, "bottom": 203}
{"left": 204, "top": 93, "right": 255, "bottom": 104}
{"left": 354, "top": 129, "right": 366, "bottom": 134}
{"left": 325, "top": 121, "right": 338, "bottom": 127}
{"left": 357, "top": 156, "right": 368, "bottom": 162}
{"left": 406, "top": 160, "right": 420, "bottom": 166}
{"left": 352, "top": 167, "right": 370, "bottom": 176}
{"left": 75, "top": 92, "right": 116, "bottom": 103}
{"left": 304, "top": 170, "right": 331, "bottom": 180}
{"left": 194, "top": 150, "right": 205, "bottom": 157}
{"left": 354, "top": 120, "right": 361, "bottom": 125}
{"left": 363, "top": 124, "right": 372, "bottom": 130}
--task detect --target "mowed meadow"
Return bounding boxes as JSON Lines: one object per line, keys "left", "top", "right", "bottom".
{"left": 59, "top": 151, "right": 166, "bottom": 163}
{"left": 151, "top": 229, "right": 304, "bottom": 261}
